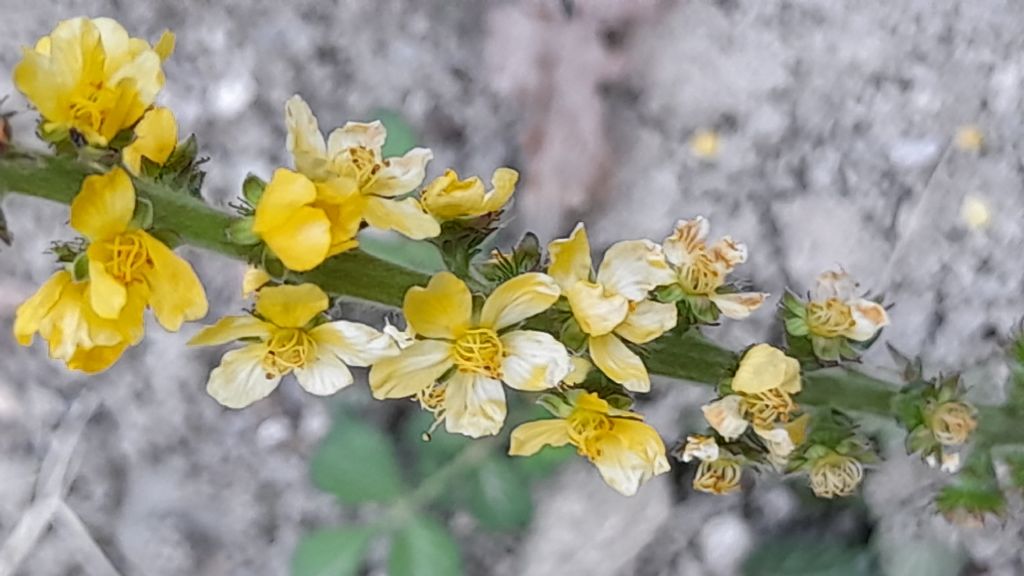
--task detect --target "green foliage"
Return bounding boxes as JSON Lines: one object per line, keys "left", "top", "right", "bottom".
{"left": 388, "top": 515, "right": 463, "bottom": 576}
{"left": 358, "top": 231, "right": 446, "bottom": 275}
{"left": 130, "top": 196, "right": 154, "bottom": 230}
{"left": 477, "top": 232, "right": 542, "bottom": 284}
{"left": 467, "top": 457, "right": 533, "bottom": 531}
{"left": 292, "top": 527, "right": 375, "bottom": 576}
{"left": 744, "top": 536, "right": 875, "bottom": 576}
{"left": 311, "top": 414, "right": 405, "bottom": 504}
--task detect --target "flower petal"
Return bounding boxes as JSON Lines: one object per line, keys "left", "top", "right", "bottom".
{"left": 327, "top": 121, "right": 386, "bottom": 157}
{"left": 255, "top": 283, "right": 328, "bottom": 329}
{"left": 596, "top": 239, "right": 675, "bottom": 301}
{"left": 480, "top": 167, "right": 519, "bottom": 213}
{"left": 592, "top": 422, "right": 669, "bottom": 497}
{"left": 253, "top": 169, "right": 331, "bottom": 272}
{"left": 845, "top": 299, "right": 889, "bottom": 341}
{"left": 701, "top": 395, "right": 748, "bottom": 440}
{"left": 567, "top": 281, "right": 629, "bottom": 337}
{"left": 206, "top": 344, "right": 282, "bottom": 409}
{"left": 70, "top": 167, "right": 135, "bottom": 241}
{"left": 732, "top": 344, "right": 800, "bottom": 395}
{"left": 142, "top": 232, "right": 208, "bottom": 331}
{"left": 14, "top": 270, "right": 72, "bottom": 346}
{"left": 589, "top": 334, "right": 650, "bottom": 393}
{"left": 614, "top": 300, "right": 678, "bottom": 345}
{"left": 368, "top": 339, "right": 452, "bottom": 399}
{"left": 444, "top": 371, "right": 507, "bottom": 438}
{"left": 122, "top": 106, "right": 177, "bottom": 174}
{"left": 295, "top": 353, "right": 355, "bottom": 396}
{"left": 662, "top": 217, "right": 709, "bottom": 268}
{"left": 500, "top": 330, "right": 570, "bottom": 391}
{"left": 67, "top": 342, "right": 129, "bottom": 374}
{"left": 509, "top": 420, "right": 571, "bottom": 457}
{"left": 708, "top": 236, "right": 747, "bottom": 270}
{"left": 480, "top": 272, "right": 561, "bottom": 330}
{"left": 547, "top": 222, "right": 592, "bottom": 290}
{"left": 309, "top": 320, "right": 398, "bottom": 366}
{"left": 285, "top": 95, "right": 328, "bottom": 178}
{"left": 365, "top": 147, "right": 432, "bottom": 198}
{"left": 188, "top": 315, "right": 273, "bottom": 346}
{"left": 421, "top": 169, "right": 486, "bottom": 220}
{"left": 86, "top": 257, "right": 127, "bottom": 320}
{"left": 362, "top": 196, "right": 440, "bottom": 240}
{"left": 709, "top": 292, "right": 767, "bottom": 320}
{"left": 403, "top": 272, "right": 472, "bottom": 340}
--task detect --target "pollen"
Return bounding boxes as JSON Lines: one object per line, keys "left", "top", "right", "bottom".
{"left": 741, "top": 388, "right": 796, "bottom": 428}
{"left": 105, "top": 232, "right": 150, "bottom": 283}
{"left": 452, "top": 328, "right": 504, "bottom": 378}
{"left": 262, "top": 328, "right": 317, "bottom": 377}
{"left": 346, "top": 146, "right": 384, "bottom": 189}
{"left": 566, "top": 406, "right": 613, "bottom": 461}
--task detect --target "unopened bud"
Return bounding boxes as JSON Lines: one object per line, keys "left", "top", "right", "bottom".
{"left": 930, "top": 402, "right": 977, "bottom": 446}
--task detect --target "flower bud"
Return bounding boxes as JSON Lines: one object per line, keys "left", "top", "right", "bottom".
{"left": 930, "top": 402, "right": 977, "bottom": 446}
{"left": 693, "top": 456, "right": 743, "bottom": 495}
{"left": 809, "top": 453, "right": 863, "bottom": 499}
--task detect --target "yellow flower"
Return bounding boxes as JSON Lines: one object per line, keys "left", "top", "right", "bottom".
{"left": 14, "top": 17, "right": 173, "bottom": 146}
{"left": 122, "top": 106, "right": 177, "bottom": 174}
{"left": 189, "top": 283, "right": 397, "bottom": 408}
{"left": 680, "top": 434, "right": 720, "bottom": 463}
{"left": 809, "top": 453, "right": 863, "bottom": 499}
{"left": 252, "top": 168, "right": 333, "bottom": 271}
{"left": 242, "top": 266, "right": 272, "bottom": 298}
{"left": 284, "top": 95, "right": 440, "bottom": 240}
{"left": 693, "top": 455, "right": 743, "bottom": 495}
{"left": 662, "top": 217, "right": 767, "bottom": 319}
{"left": 509, "top": 391, "right": 669, "bottom": 496}
{"left": 369, "top": 272, "right": 570, "bottom": 438}
{"left": 731, "top": 344, "right": 802, "bottom": 428}
{"left": 71, "top": 167, "right": 207, "bottom": 331}
{"left": 563, "top": 356, "right": 592, "bottom": 386}
{"left": 930, "top": 401, "right": 977, "bottom": 446}
{"left": 806, "top": 270, "right": 888, "bottom": 340}
{"left": 548, "top": 223, "right": 677, "bottom": 392}
{"left": 754, "top": 413, "right": 809, "bottom": 470}
{"left": 14, "top": 269, "right": 146, "bottom": 373}
{"left": 420, "top": 168, "right": 518, "bottom": 221}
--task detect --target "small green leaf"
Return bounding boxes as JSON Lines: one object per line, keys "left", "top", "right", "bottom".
{"left": 359, "top": 231, "right": 445, "bottom": 275}
{"left": 311, "top": 415, "right": 404, "bottom": 503}
{"left": 786, "top": 316, "right": 809, "bottom": 337}
{"left": 243, "top": 173, "right": 267, "bottom": 206}
{"left": 292, "top": 527, "right": 375, "bottom": 576}
{"left": 71, "top": 252, "right": 90, "bottom": 282}
{"left": 388, "top": 515, "right": 462, "bottom": 576}
{"left": 130, "top": 197, "right": 154, "bottom": 230}
{"left": 467, "top": 457, "right": 533, "bottom": 531}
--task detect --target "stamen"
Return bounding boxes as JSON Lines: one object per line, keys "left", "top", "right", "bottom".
{"left": 261, "top": 328, "right": 317, "bottom": 376}
{"left": 806, "top": 298, "right": 855, "bottom": 338}
{"left": 452, "top": 328, "right": 504, "bottom": 378}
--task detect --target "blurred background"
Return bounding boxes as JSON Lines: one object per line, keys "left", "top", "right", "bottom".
{"left": 2, "top": 0, "right": 1024, "bottom": 574}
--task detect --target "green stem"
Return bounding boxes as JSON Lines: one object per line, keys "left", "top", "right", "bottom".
{"left": 1, "top": 148, "right": 1021, "bottom": 442}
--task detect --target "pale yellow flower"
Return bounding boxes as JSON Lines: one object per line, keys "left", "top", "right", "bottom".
{"left": 369, "top": 272, "right": 570, "bottom": 437}
{"left": 809, "top": 453, "right": 863, "bottom": 499}
{"left": 242, "top": 267, "right": 272, "bottom": 298}
{"left": 285, "top": 95, "right": 440, "bottom": 240}
{"left": 563, "top": 356, "right": 592, "bottom": 386}
{"left": 731, "top": 344, "right": 802, "bottom": 428}
{"left": 701, "top": 395, "right": 748, "bottom": 440}
{"left": 693, "top": 455, "right": 743, "bottom": 495}
{"left": 806, "top": 270, "right": 888, "bottom": 341}
{"left": 680, "top": 434, "right": 720, "bottom": 463}
{"left": 509, "top": 391, "right": 669, "bottom": 496}
{"left": 14, "top": 17, "right": 173, "bottom": 146}
{"left": 663, "top": 217, "right": 767, "bottom": 319}
{"left": 421, "top": 168, "right": 518, "bottom": 221}
{"left": 189, "top": 283, "right": 397, "bottom": 408}
{"left": 122, "top": 106, "right": 177, "bottom": 174}
{"left": 548, "top": 223, "right": 677, "bottom": 392}
{"left": 930, "top": 401, "right": 977, "bottom": 446}
{"left": 754, "top": 413, "right": 809, "bottom": 470}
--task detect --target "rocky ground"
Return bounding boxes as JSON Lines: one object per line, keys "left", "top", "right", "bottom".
{"left": 1, "top": 0, "right": 1024, "bottom": 574}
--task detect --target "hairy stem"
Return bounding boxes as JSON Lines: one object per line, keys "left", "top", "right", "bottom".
{"left": 0, "top": 148, "right": 1019, "bottom": 441}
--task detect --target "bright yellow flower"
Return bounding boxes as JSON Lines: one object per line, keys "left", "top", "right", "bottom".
{"left": 189, "top": 283, "right": 397, "bottom": 408}
{"left": 693, "top": 455, "right": 743, "bottom": 495}
{"left": 285, "top": 95, "right": 440, "bottom": 240}
{"left": 369, "top": 272, "right": 570, "bottom": 438}
{"left": 806, "top": 270, "right": 888, "bottom": 340}
{"left": 509, "top": 391, "right": 669, "bottom": 496}
{"left": 71, "top": 167, "right": 207, "bottom": 331}
{"left": 421, "top": 168, "right": 518, "bottom": 221}
{"left": 731, "top": 343, "right": 801, "bottom": 428}
{"left": 548, "top": 223, "right": 677, "bottom": 392}
{"left": 242, "top": 266, "right": 272, "bottom": 298}
{"left": 14, "top": 269, "right": 146, "bottom": 373}
{"left": 14, "top": 17, "right": 173, "bottom": 146}
{"left": 662, "top": 217, "right": 766, "bottom": 319}
{"left": 252, "top": 168, "right": 333, "bottom": 271}
{"left": 809, "top": 453, "right": 863, "bottom": 499}
{"left": 122, "top": 106, "right": 177, "bottom": 174}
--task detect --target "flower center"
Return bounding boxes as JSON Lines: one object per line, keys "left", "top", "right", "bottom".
{"left": 677, "top": 252, "right": 725, "bottom": 295}
{"left": 806, "top": 298, "right": 855, "bottom": 338}
{"left": 741, "top": 388, "right": 796, "bottom": 428}
{"left": 809, "top": 454, "right": 863, "bottom": 498}
{"left": 452, "top": 328, "right": 504, "bottom": 378}
{"left": 105, "top": 232, "right": 150, "bottom": 284}
{"left": 69, "top": 82, "right": 117, "bottom": 134}
{"left": 566, "top": 407, "right": 613, "bottom": 461}
{"left": 347, "top": 146, "right": 385, "bottom": 190}
{"left": 262, "top": 328, "right": 317, "bottom": 377}
{"left": 693, "top": 458, "right": 742, "bottom": 494}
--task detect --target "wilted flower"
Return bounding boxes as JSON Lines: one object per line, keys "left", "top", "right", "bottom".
{"left": 680, "top": 434, "right": 720, "bottom": 463}
{"left": 809, "top": 453, "right": 863, "bottom": 499}
{"left": 930, "top": 401, "right": 977, "bottom": 446}
{"left": 421, "top": 168, "right": 518, "bottom": 221}
{"left": 702, "top": 395, "right": 748, "bottom": 440}
{"left": 731, "top": 344, "right": 802, "bottom": 427}
{"left": 693, "top": 455, "right": 743, "bottom": 495}
{"left": 805, "top": 270, "right": 888, "bottom": 341}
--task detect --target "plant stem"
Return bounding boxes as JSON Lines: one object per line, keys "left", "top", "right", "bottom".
{"left": 1, "top": 148, "right": 1021, "bottom": 442}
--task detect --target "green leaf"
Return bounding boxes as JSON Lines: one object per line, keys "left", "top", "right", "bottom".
{"left": 467, "top": 457, "right": 533, "bottom": 531}
{"left": 130, "top": 197, "right": 154, "bottom": 230}
{"left": 311, "top": 414, "right": 404, "bottom": 503}
{"left": 388, "top": 515, "right": 462, "bottom": 576}
{"left": 786, "top": 316, "right": 809, "bottom": 337}
{"left": 744, "top": 536, "right": 875, "bottom": 576}
{"left": 358, "top": 231, "right": 445, "bottom": 275}
{"left": 376, "top": 110, "right": 418, "bottom": 158}
{"left": 292, "top": 527, "right": 375, "bottom": 576}
{"left": 516, "top": 444, "right": 574, "bottom": 480}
